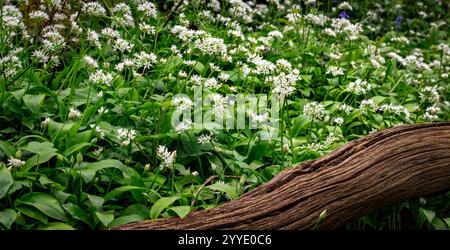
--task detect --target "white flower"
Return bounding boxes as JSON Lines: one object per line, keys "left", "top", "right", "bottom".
{"left": 41, "top": 117, "right": 51, "bottom": 127}
{"left": 175, "top": 120, "right": 192, "bottom": 133}
{"left": 270, "top": 72, "right": 299, "bottom": 97}
{"left": 346, "top": 78, "right": 371, "bottom": 95}
{"left": 173, "top": 96, "right": 193, "bottom": 111}
{"left": 29, "top": 10, "right": 49, "bottom": 20}
{"left": 194, "top": 36, "right": 227, "bottom": 56}
{"left": 68, "top": 107, "right": 82, "bottom": 119}
{"left": 117, "top": 128, "right": 136, "bottom": 146}
{"left": 338, "top": 2, "right": 353, "bottom": 11}
{"left": 133, "top": 51, "right": 157, "bottom": 70}
{"left": 98, "top": 106, "right": 108, "bottom": 114}
{"left": 326, "top": 66, "right": 345, "bottom": 76}
{"left": 84, "top": 55, "right": 98, "bottom": 68}
{"left": 197, "top": 133, "right": 213, "bottom": 144}
{"left": 113, "top": 38, "right": 134, "bottom": 53}
{"left": 303, "top": 102, "right": 325, "bottom": 120}
{"left": 137, "top": 2, "right": 158, "bottom": 18}
{"left": 192, "top": 171, "right": 199, "bottom": 176}
{"left": 157, "top": 145, "right": 176, "bottom": 169}
{"left": 89, "top": 70, "right": 114, "bottom": 86}
{"left": 339, "top": 103, "right": 353, "bottom": 115}
{"left": 82, "top": 2, "right": 106, "bottom": 16}
{"left": 334, "top": 117, "right": 344, "bottom": 126}
{"left": 7, "top": 157, "right": 25, "bottom": 168}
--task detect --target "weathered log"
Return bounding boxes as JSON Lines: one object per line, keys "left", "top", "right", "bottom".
{"left": 115, "top": 122, "right": 450, "bottom": 230}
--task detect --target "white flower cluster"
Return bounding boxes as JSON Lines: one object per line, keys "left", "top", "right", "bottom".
{"left": 303, "top": 102, "right": 325, "bottom": 120}
{"left": 270, "top": 71, "right": 300, "bottom": 98}
{"left": 326, "top": 66, "right": 345, "bottom": 77}
{"left": 346, "top": 78, "right": 372, "bottom": 95}
{"left": 117, "top": 128, "right": 137, "bottom": 146}
{"left": 89, "top": 70, "right": 114, "bottom": 86}
{"left": 7, "top": 157, "right": 25, "bottom": 168}
{"left": 194, "top": 36, "right": 227, "bottom": 56}
{"left": 82, "top": 2, "right": 106, "bottom": 16}
{"left": 157, "top": 145, "right": 176, "bottom": 170}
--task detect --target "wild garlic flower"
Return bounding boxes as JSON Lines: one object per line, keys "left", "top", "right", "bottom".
{"left": 346, "top": 78, "right": 371, "bottom": 95}
{"left": 137, "top": 2, "right": 158, "bottom": 18}
{"left": 326, "top": 66, "right": 345, "bottom": 77}
{"left": 7, "top": 157, "right": 25, "bottom": 168}
{"left": 157, "top": 145, "right": 176, "bottom": 170}
{"left": 175, "top": 120, "right": 192, "bottom": 133}
{"left": 117, "top": 128, "right": 136, "bottom": 146}
{"left": 197, "top": 133, "right": 213, "bottom": 144}
{"left": 68, "top": 107, "right": 82, "bottom": 119}
{"left": 84, "top": 55, "right": 98, "bottom": 68}
{"left": 303, "top": 102, "right": 325, "bottom": 120}
{"left": 89, "top": 70, "right": 114, "bottom": 86}
{"left": 82, "top": 2, "right": 106, "bottom": 16}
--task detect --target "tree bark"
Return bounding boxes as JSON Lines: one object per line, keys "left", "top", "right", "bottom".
{"left": 114, "top": 122, "right": 450, "bottom": 230}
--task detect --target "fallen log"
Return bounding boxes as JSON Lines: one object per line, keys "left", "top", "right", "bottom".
{"left": 115, "top": 122, "right": 450, "bottom": 230}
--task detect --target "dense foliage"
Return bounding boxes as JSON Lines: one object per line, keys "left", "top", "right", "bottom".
{"left": 0, "top": 0, "right": 449, "bottom": 230}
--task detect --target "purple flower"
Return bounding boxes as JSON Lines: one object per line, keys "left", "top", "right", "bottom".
{"left": 312, "top": 1, "right": 317, "bottom": 8}
{"left": 339, "top": 11, "right": 349, "bottom": 19}
{"left": 394, "top": 16, "right": 403, "bottom": 31}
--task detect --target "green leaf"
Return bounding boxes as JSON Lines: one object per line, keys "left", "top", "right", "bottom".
{"left": 0, "top": 209, "right": 17, "bottom": 229}
{"left": 431, "top": 218, "right": 448, "bottom": 230}
{"left": 121, "top": 204, "right": 150, "bottom": 219}
{"left": 150, "top": 196, "right": 179, "bottom": 219}
{"left": 76, "top": 159, "right": 127, "bottom": 183}
{"left": 95, "top": 211, "right": 115, "bottom": 227}
{"left": 23, "top": 94, "right": 46, "bottom": 113}
{"left": 104, "top": 186, "right": 147, "bottom": 201}
{"left": 420, "top": 208, "right": 436, "bottom": 223}
{"left": 15, "top": 192, "right": 66, "bottom": 221}
{"left": 16, "top": 206, "right": 48, "bottom": 224}
{"left": 108, "top": 214, "right": 146, "bottom": 227}
{"left": 170, "top": 206, "right": 191, "bottom": 219}
{"left": 37, "top": 222, "right": 75, "bottom": 230}
{"left": 63, "top": 142, "right": 91, "bottom": 156}
{"left": 0, "top": 165, "right": 14, "bottom": 199}
{"left": 0, "top": 140, "right": 16, "bottom": 158}
{"left": 63, "top": 203, "right": 92, "bottom": 228}
{"left": 22, "top": 141, "right": 57, "bottom": 156}
{"left": 87, "top": 194, "right": 105, "bottom": 210}
{"left": 206, "top": 182, "right": 238, "bottom": 200}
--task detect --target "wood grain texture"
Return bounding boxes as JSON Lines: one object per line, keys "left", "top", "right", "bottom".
{"left": 114, "top": 122, "right": 450, "bottom": 230}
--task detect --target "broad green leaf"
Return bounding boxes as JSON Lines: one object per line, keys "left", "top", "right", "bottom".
{"left": 0, "top": 165, "right": 13, "bottom": 199}
{"left": 22, "top": 141, "right": 57, "bottom": 156}
{"left": 431, "top": 218, "right": 448, "bottom": 230}
{"left": 75, "top": 159, "right": 127, "bottom": 183}
{"left": 95, "top": 211, "right": 115, "bottom": 227}
{"left": 150, "top": 196, "right": 179, "bottom": 219}
{"left": 15, "top": 192, "right": 66, "bottom": 221}
{"left": 104, "top": 186, "right": 147, "bottom": 201}
{"left": 37, "top": 222, "right": 75, "bottom": 230}
{"left": 23, "top": 94, "right": 45, "bottom": 114}
{"left": 170, "top": 206, "right": 191, "bottom": 219}
{"left": 63, "top": 203, "right": 92, "bottom": 228}
{"left": 16, "top": 206, "right": 48, "bottom": 224}
{"left": 122, "top": 204, "right": 150, "bottom": 219}
{"left": 420, "top": 208, "right": 436, "bottom": 223}
{"left": 87, "top": 194, "right": 105, "bottom": 210}
{"left": 22, "top": 151, "right": 57, "bottom": 171}
{"left": 48, "top": 120, "right": 78, "bottom": 142}
{"left": 0, "top": 209, "right": 17, "bottom": 229}
{"left": 0, "top": 140, "right": 16, "bottom": 158}
{"left": 206, "top": 182, "right": 238, "bottom": 200}
{"left": 108, "top": 214, "right": 146, "bottom": 227}
{"left": 63, "top": 142, "right": 91, "bottom": 156}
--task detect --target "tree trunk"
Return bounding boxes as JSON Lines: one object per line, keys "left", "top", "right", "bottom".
{"left": 114, "top": 122, "right": 450, "bottom": 230}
